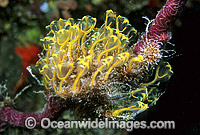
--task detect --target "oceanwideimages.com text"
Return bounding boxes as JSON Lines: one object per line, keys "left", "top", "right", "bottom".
{"left": 25, "top": 117, "right": 175, "bottom": 131}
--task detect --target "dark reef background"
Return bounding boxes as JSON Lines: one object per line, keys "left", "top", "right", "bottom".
{"left": 131, "top": 1, "right": 200, "bottom": 134}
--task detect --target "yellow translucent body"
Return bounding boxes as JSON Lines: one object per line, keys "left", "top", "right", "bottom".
{"left": 38, "top": 10, "right": 142, "bottom": 97}
{"left": 37, "top": 10, "right": 173, "bottom": 119}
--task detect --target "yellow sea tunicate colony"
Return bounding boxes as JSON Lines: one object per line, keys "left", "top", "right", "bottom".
{"left": 37, "top": 10, "right": 173, "bottom": 119}
{"left": 38, "top": 10, "right": 142, "bottom": 96}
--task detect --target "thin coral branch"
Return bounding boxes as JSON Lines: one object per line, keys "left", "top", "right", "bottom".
{"left": 0, "top": 96, "right": 67, "bottom": 129}
{"left": 134, "top": 0, "right": 186, "bottom": 54}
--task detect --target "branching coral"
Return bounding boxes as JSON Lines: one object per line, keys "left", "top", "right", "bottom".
{"left": 0, "top": 0, "right": 186, "bottom": 129}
